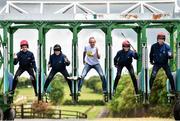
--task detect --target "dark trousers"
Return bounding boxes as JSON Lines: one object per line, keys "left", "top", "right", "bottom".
{"left": 150, "top": 64, "right": 175, "bottom": 91}
{"left": 114, "top": 64, "right": 138, "bottom": 94}
{"left": 11, "top": 67, "right": 37, "bottom": 95}
{"left": 44, "top": 69, "right": 72, "bottom": 93}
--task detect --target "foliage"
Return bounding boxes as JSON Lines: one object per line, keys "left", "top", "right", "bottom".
{"left": 49, "top": 74, "right": 65, "bottom": 105}
{"left": 108, "top": 69, "right": 174, "bottom": 117}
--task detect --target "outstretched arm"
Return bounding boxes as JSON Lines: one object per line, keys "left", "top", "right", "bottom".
{"left": 64, "top": 55, "right": 70, "bottom": 66}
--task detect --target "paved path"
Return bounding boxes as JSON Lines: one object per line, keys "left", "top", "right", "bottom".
{"left": 15, "top": 118, "right": 175, "bottom": 121}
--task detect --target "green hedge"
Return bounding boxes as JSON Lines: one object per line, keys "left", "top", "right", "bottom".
{"left": 48, "top": 74, "right": 65, "bottom": 105}
{"left": 108, "top": 69, "right": 174, "bottom": 117}
{"left": 84, "top": 76, "right": 102, "bottom": 93}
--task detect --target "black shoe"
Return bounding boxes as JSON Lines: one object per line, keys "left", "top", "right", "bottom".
{"left": 35, "top": 93, "right": 38, "bottom": 97}
{"left": 103, "top": 91, "right": 108, "bottom": 96}
{"left": 113, "top": 90, "right": 116, "bottom": 96}
{"left": 169, "top": 90, "right": 176, "bottom": 96}
{"left": 42, "top": 92, "right": 48, "bottom": 97}
{"left": 78, "top": 91, "right": 81, "bottom": 96}
{"left": 8, "top": 91, "right": 14, "bottom": 96}
{"left": 77, "top": 76, "right": 82, "bottom": 80}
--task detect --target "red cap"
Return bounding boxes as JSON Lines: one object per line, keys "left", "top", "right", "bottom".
{"left": 122, "top": 40, "right": 130, "bottom": 47}
{"left": 20, "top": 40, "right": 29, "bottom": 48}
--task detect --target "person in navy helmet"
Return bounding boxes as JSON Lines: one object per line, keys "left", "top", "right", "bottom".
{"left": 43, "top": 44, "right": 72, "bottom": 94}
{"left": 114, "top": 40, "right": 139, "bottom": 95}
{"left": 149, "top": 32, "right": 175, "bottom": 94}
{"left": 10, "top": 40, "right": 37, "bottom": 96}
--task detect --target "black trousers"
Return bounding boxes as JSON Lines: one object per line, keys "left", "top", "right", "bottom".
{"left": 44, "top": 69, "right": 72, "bottom": 93}
{"left": 11, "top": 67, "right": 37, "bottom": 95}
{"left": 114, "top": 64, "right": 138, "bottom": 94}
{"left": 150, "top": 64, "right": 175, "bottom": 91}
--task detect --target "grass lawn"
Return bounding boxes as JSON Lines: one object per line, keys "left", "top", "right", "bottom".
{"left": 63, "top": 83, "right": 103, "bottom": 101}
{"left": 15, "top": 84, "right": 105, "bottom": 119}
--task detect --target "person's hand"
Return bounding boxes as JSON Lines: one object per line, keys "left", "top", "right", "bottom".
{"left": 64, "top": 57, "right": 68, "bottom": 63}
{"left": 48, "top": 64, "right": 51, "bottom": 70}
{"left": 83, "top": 60, "right": 86, "bottom": 65}
{"left": 150, "top": 60, "right": 154, "bottom": 65}
{"left": 34, "top": 68, "right": 37, "bottom": 73}
{"left": 14, "top": 53, "right": 17, "bottom": 59}
{"left": 168, "top": 52, "right": 173, "bottom": 59}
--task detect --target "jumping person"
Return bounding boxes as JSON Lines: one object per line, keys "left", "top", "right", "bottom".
{"left": 78, "top": 37, "right": 107, "bottom": 95}
{"left": 9, "top": 40, "right": 37, "bottom": 96}
{"left": 43, "top": 44, "right": 72, "bottom": 94}
{"left": 149, "top": 32, "right": 175, "bottom": 94}
{"left": 113, "top": 40, "right": 139, "bottom": 95}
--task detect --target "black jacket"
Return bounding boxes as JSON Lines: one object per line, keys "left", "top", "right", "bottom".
{"left": 150, "top": 43, "right": 173, "bottom": 65}
{"left": 14, "top": 50, "right": 37, "bottom": 71}
{"left": 49, "top": 53, "right": 70, "bottom": 71}
{"left": 114, "top": 49, "right": 138, "bottom": 66}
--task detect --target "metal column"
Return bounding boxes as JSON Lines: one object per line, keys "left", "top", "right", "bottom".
{"left": 176, "top": 24, "right": 180, "bottom": 94}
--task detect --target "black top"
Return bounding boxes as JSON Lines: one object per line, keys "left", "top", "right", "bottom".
{"left": 14, "top": 50, "right": 37, "bottom": 71}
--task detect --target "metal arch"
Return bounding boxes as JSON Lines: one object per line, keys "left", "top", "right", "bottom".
{"left": 0, "top": 0, "right": 177, "bottom": 18}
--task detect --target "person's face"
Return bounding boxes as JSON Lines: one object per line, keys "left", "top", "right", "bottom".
{"left": 89, "top": 38, "right": 96, "bottom": 48}
{"left": 157, "top": 38, "right": 164, "bottom": 45}
{"left": 123, "top": 47, "right": 130, "bottom": 52}
{"left": 54, "top": 50, "right": 61, "bottom": 55}
{"left": 21, "top": 45, "right": 28, "bottom": 52}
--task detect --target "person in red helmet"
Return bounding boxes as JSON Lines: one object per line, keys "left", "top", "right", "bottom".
{"left": 9, "top": 40, "right": 37, "bottom": 96}
{"left": 113, "top": 40, "right": 139, "bottom": 95}
{"left": 149, "top": 32, "right": 175, "bottom": 94}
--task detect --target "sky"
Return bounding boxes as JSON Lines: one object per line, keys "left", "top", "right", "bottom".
{"left": 0, "top": 0, "right": 179, "bottom": 80}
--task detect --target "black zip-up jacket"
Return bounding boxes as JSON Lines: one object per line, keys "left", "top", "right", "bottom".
{"left": 14, "top": 50, "right": 37, "bottom": 71}
{"left": 114, "top": 49, "right": 138, "bottom": 66}
{"left": 49, "top": 53, "right": 70, "bottom": 71}
{"left": 150, "top": 43, "right": 173, "bottom": 65}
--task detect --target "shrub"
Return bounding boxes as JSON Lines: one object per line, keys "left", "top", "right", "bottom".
{"left": 49, "top": 76, "right": 64, "bottom": 105}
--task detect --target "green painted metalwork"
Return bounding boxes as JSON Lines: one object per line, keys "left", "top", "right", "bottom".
{"left": 0, "top": 20, "right": 179, "bottom": 102}
{"left": 37, "top": 23, "right": 47, "bottom": 101}
{"left": 8, "top": 28, "right": 17, "bottom": 74}
{"left": 101, "top": 22, "right": 113, "bottom": 100}
{"left": 133, "top": 27, "right": 142, "bottom": 74}
{"left": 69, "top": 23, "right": 81, "bottom": 77}
{"left": 0, "top": 34, "right": 3, "bottom": 70}
{"left": 166, "top": 26, "right": 176, "bottom": 71}
{"left": 2, "top": 23, "right": 11, "bottom": 95}
{"left": 176, "top": 24, "right": 180, "bottom": 92}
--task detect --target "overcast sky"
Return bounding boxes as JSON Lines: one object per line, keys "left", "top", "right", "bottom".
{"left": 0, "top": 0, "right": 179, "bottom": 80}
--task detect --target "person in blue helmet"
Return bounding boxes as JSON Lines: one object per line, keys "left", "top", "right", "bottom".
{"left": 114, "top": 40, "right": 139, "bottom": 95}
{"left": 43, "top": 44, "right": 72, "bottom": 94}
{"left": 9, "top": 40, "right": 37, "bottom": 96}
{"left": 149, "top": 32, "right": 175, "bottom": 94}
